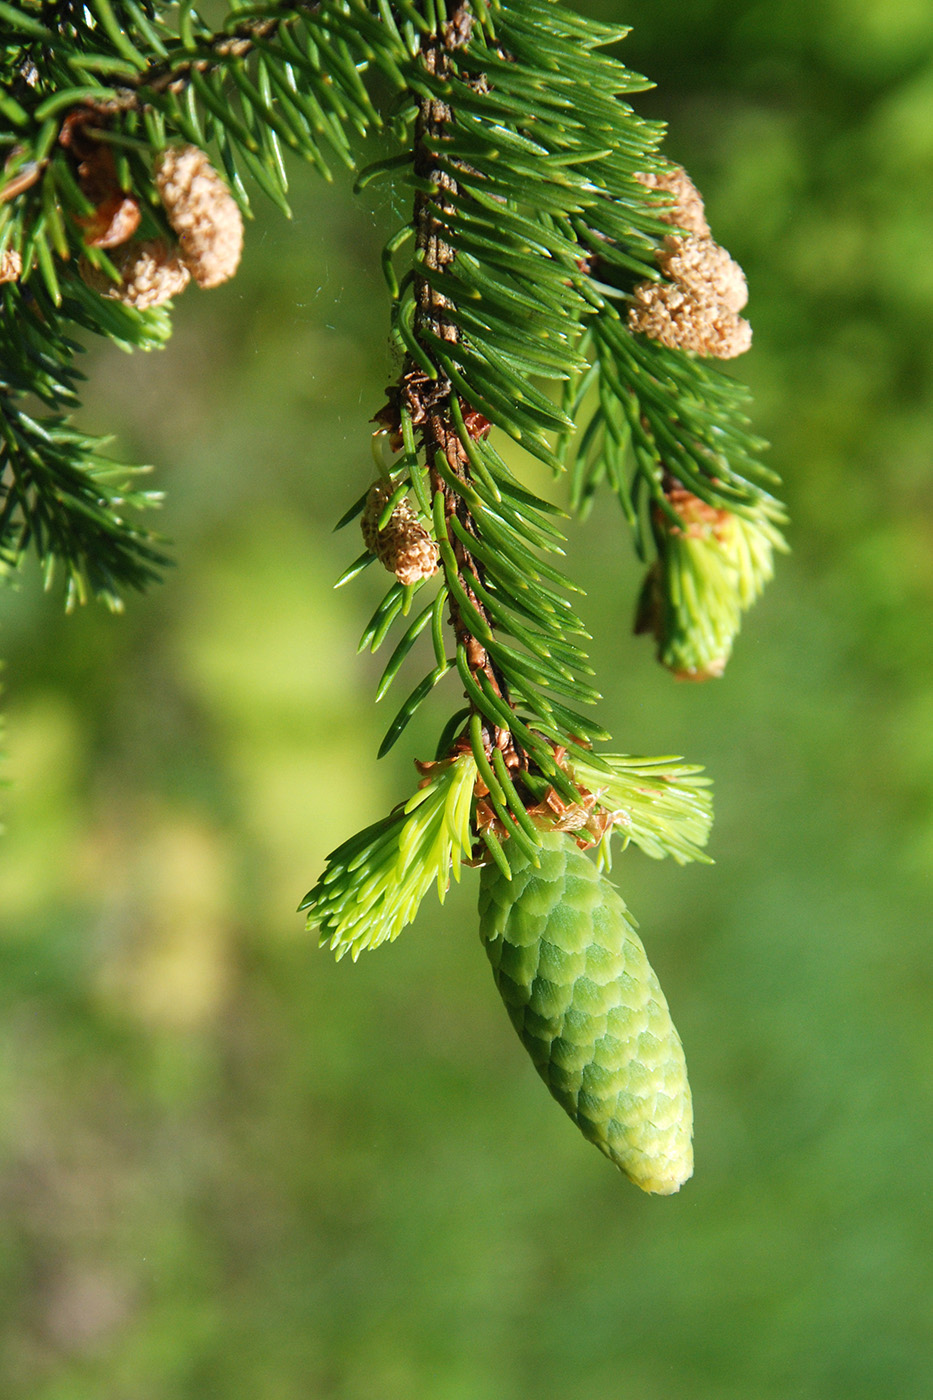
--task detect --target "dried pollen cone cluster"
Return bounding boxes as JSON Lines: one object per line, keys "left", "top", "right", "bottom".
{"left": 80, "top": 239, "right": 190, "bottom": 311}
{"left": 636, "top": 165, "right": 710, "bottom": 239}
{"left": 361, "top": 481, "right": 440, "bottom": 587}
{"left": 79, "top": 145, "right": 241, "bottom": 309}
{"left": 154, "top": 146, "right": 244, "bottom": 289}
{"left": 0, "top": 247, "right": 22, "bottom": 283}
{"left": 629, "top": 166, "right": 751, "bottom": 360}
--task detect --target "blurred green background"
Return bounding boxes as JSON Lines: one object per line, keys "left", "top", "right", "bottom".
{"left": 3, "top": 2, "right": 933, "bottom": 1396}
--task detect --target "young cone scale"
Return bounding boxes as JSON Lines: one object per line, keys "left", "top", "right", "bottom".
{"left": 479, "top": 831, "right": 693, "bottom": 1194}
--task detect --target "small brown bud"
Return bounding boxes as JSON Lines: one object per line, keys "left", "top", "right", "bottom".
{"left": 0, "top": 247, "right": 22, "bottom": 283}
{"left": 662, "top": 486, "right": 733, "bottom": 540}
{"left": 80, "top": 239, "right": 190, "bottom": 310}
{"left": 636, "top": 166, "right": 710, "bottom": 239}
{"left": 461, "top": 405, "right": 492, "bottom": 440}
{"left": 154, "top": 146, "right": 243, "bottom": 288}
{"left": 361, "top": 482, "right": 440, "bottom": 586}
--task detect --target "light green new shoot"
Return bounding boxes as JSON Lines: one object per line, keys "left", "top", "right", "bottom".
{"left": 301, "top": 754, "right": 478, "bottom": 961}
{"left": 570, "top": 754, "right": 714, "bottom": 866}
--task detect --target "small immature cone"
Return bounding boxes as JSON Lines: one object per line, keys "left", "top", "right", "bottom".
{"left": 361, "top": 481, "right": 440, "bottom": 587}
{"left": 154, "top": 146, "right": 243, "bottom": 288}
{"left": 479, "top": 830, "right": 693, "bottom": 1194}
{"left": 80, "top": 239, "right": 190, "bottom": 310}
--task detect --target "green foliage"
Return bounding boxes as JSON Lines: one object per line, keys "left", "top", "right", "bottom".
{"left": 2, "top": 0, "right": 783, "bottom": 689}
{"left": 2, "top": 0, "right": 790, "bottom": 1186}
{"left": 1, "top": 0, "right": 784, "bottom": 756}
{"left": 0, "top": 272, "right": 169, "bottom": 605}
{"left": 381, "top": 0, "right": 666, "bottom": 467}
{"left": 0, "top": 0, "right": 413, "bottom": 609}
{"left": 638, "top": 503, "right": 787, "bottom": 679}
{"left": 333, "top": 0, "right": 786, "bottom": 823}
{"left": 0, "top": 409, "right": 164, "bottom": 608}
{"left": 3, "top": 0, "right": 932, "bottom": 1387}
{"left": 564, "top": 307, "right": 784, "bottom": 534}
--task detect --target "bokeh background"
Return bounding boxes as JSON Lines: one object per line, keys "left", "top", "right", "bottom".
{"left": 3, "top": 1, "right": 933, "bottom": 1395}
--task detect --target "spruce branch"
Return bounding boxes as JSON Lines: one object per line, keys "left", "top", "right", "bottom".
{"left": 1, "top": 0, "right": 793, "bottom": 1190}
{"left": 566, "top": 754, "right": 713, "bottom": 866}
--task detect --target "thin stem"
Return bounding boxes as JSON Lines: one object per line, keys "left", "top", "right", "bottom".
{"left": 402, "top": 5, "right": 520, "bottom": 765}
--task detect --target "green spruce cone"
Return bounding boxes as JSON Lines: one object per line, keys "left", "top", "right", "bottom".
{"left": 478, "top": 831, "right": 693, "bottom": 1194}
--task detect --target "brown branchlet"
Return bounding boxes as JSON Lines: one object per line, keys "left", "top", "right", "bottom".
{"left": 154, "top": 146, "right": 243, "bottom": 288}
{"left": 361, "top": 482, "right": 440, "bottom": 587}
{"left": 630, "top": 166, "right": 751, "bottom": 360}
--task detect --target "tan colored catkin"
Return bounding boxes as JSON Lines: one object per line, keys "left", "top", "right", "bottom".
{"left": 628, "top": 279, "right": 752, "bottom": 360}
{"left": 630, "top": 166, "right": 751, "bottom": 359}
{"left": 637, "top": 164, "right": 711, "bottom": 239}
{"left": 154, "top": 146, "right": 243, "bottom": 289}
